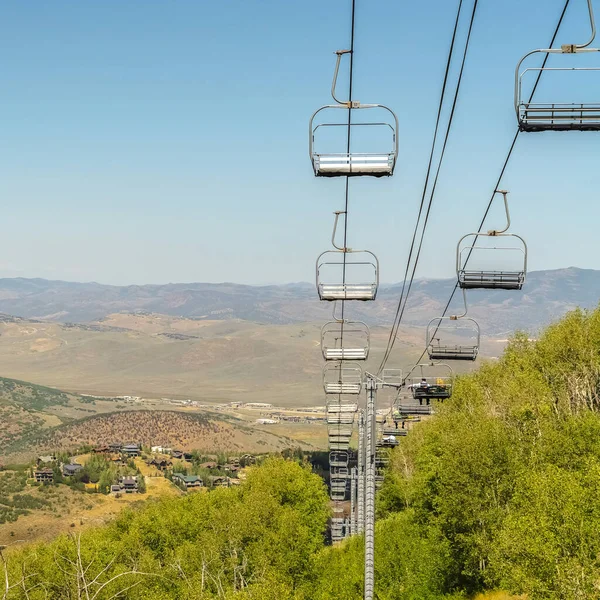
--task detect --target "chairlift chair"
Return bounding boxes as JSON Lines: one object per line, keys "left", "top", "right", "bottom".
{"left": 381, "top": 427, "right": 408, "bottom": 437}
{"left": 381, "top": 368, "right": 403, "bottom": 388}
{"left": 309, "top": 50, "right": 399, "bottom": 176}
{"left": 329, "top": 439, "right": 351, "bottom": 451}
{"left": 316, "top": 250, "right": 379, "bottom": 301}
{"left": 330, "top": 487, "right": 347, "bottom": 502}
{"left": 328, "top": 424, "right": 353, "bottom": 438}
{"left": 321, "top": 320, "right": 370, "bottom": 360}
{"left": 457, "top": 191, "right": 527, "bottom": 290}
{"left": 323, "top": 362, "right": 363, "bottom": 394}
{"left": 331, "top": 465, "right": 349, "bottom": 477}
{"left": 515, "top": 0, "right": 600, "bottom": 131}
{"left": 407, "top": 363, "right": 454, "bottom": 401}
{"left": 329, "top": 450, "right": 349, "bottom": 468}
{"left": 426, "top": 292, "right": 480, "bottom": 361}
{"left": 426, "top": 316, "right": 480, "bottom": 361}
{"left": 395, "top": 403, "right": 433, "bottom": 416}
{"left": 327, "top": 402, "right": 358, "bottom": 424}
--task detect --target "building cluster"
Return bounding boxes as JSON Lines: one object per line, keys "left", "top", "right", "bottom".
{"left": 31, "top": 444, "right": 257, "bottom": 493}
{"left": 33, "top": 455, "right": 84, "bottom": 483}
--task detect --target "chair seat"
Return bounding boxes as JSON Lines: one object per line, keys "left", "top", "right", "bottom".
{"left": 459, "top": 270, "right": 524, "bottom": 290}
{"left": 323, "top": 348, "right": 368, "bottom": 360}
{"left": 397, "top": 404, "right": 433, "bottom": 416}
{"left": 319, "top": 284, "right": 377, "bottom": 301}
{"left": 314, "top": 153, "right": 394, "bottom": 177}
{"left": 520, "top": 104, "right": 600, "bottom": 131}
{"left": 412, "top": 386, "right": 452, "bottom": 399}
{"left": 429, "top": 346, "right": 478, "bottom": 361}
{"left": 325, "top": 382, "right": 362, "bottom": 394}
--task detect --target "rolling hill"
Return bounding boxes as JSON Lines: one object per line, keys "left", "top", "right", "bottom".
{"left": 0, "top": 313, "right": 479, "bottom": 406}
{"left": 0, "top": 373, "right": 320, "bottom": 463}
{"left": 0, "top": 267, "right": 597, "bottom": 334}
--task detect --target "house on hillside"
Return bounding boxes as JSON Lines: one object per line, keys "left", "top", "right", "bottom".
{"left": 172, "top": 473, "right": 203, "bottom": 489}
{"left": 34, "top": 468, "right": 54, "bottom": 483}
{"left": 121, "top": 444, "right": 140, "bottom": 457}
{"left": 199, "top": 461, "right": 218, "bottom": 470}
{"left": 62, "top": 463, "right": 83, "bottom": 477}
{"left": 118, "top": 476, "right": 138, "bottom": 493}
{"left": 147, "top": 458, "right": 172, "bottom": 471}
{"left": 171, "top": 450, "right": 184, "bottom": 460}
{"left": 209, "top": 476, "right": 230, "bottom": 488}
{"left": 36, "top": 455, "right": 55, "bottom": 466}
{"left": 109, "top": 443, "right": 122, "bottom": 453}
{"left": 93, "top": 445, "right": 110, "bottom": 454}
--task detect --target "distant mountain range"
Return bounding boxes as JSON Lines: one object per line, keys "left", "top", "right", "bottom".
{"left": 0, "top": 267, "right": 597, "bottom": 335}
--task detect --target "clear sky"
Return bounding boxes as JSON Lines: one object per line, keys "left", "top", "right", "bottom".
{"left": 1, "top": 0, "right": 599, "bottom": 285}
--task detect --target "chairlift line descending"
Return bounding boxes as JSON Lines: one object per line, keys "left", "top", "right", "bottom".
{"left": 516, "top": 0, "right": 600, "bottom": 131}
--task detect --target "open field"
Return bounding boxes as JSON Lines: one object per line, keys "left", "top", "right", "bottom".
{"left": 0, "top": 313, "right": 489, "bottom": 406}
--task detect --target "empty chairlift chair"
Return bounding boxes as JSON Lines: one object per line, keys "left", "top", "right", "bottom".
{"left": 408, "top": 363, "right": 454, "bottom": 401}
{"left": 321, "top": 320, "right": 370, "bottom": 360}
{"left": 309, "top": 50, "right": 399, "bottom": 177}
{"left": 328, "top": 432, "right": 352, "bottom": 451}
{"left": 316, "top": 250, "right": 379, "bottom": 301}
{"left": 323, "top": 362, "right": 363, "bottom": 394}
{"left": 515, "top": 0, "right": 600, "bottom": 131}
{"left": 457, "top": 191, "right": 527, "bottom": 290}
{"left": 326, "top": 401, "right": 358, "bottom": 424}
{"left": 329, "top": 450, "right": 349, "bottom": 468}
{"left": 426, "top": 317, "right": 480, "bottom": 361}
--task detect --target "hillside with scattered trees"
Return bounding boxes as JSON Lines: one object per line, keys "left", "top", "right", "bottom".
{"left": 2, "top": 306, "right": 600, "bottom": 598}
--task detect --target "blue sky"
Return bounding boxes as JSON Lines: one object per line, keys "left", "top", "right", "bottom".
{"left": 0, "top": 0, "right": 598, "bottom": 285}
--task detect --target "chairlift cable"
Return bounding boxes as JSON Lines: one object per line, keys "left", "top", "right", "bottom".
{"left": 377, "top": 0, "right": 465, "bottom": 373}
{"left": 330, "top": 0, "right": 357, "bottom": 524}
{"left": 339, "top": 0, "right": 357, "bottom": 329}
{"left": 401, "top": 0, "right": 572, "bottom": 383}
{"left": 378, "top": 0, "right": 479, "bottom": 374}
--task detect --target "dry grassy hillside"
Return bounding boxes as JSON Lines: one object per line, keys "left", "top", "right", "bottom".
{"left": 12, "top": 410, "right": 313, "bottom": 458}
{"left": 0, "top": 314, "right": 486, "bottom": 405}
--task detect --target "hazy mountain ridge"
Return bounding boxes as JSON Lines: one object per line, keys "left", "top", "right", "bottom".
{"left": 0, "top": 267, "right": 597, "bottom": 335}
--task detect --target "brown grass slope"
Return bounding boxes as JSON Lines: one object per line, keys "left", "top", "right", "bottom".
{"left": 11, "top": 410, "right": 313, "bottom": 458}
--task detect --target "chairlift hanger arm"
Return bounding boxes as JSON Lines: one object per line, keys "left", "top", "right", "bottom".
{"left": 331, "top": 50, "right": 358, "bottom": 107}
{"left": 490, "top": 190, "right": 510, "bottom": 235}
{"left": 450, "top": 288, "right": 469, "bottom": 320}
{"left": 578, "top": 0, "right": 597, "bottom": 48}
{"left": 332, "top": 211, "right": 349, "bottom": 251}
